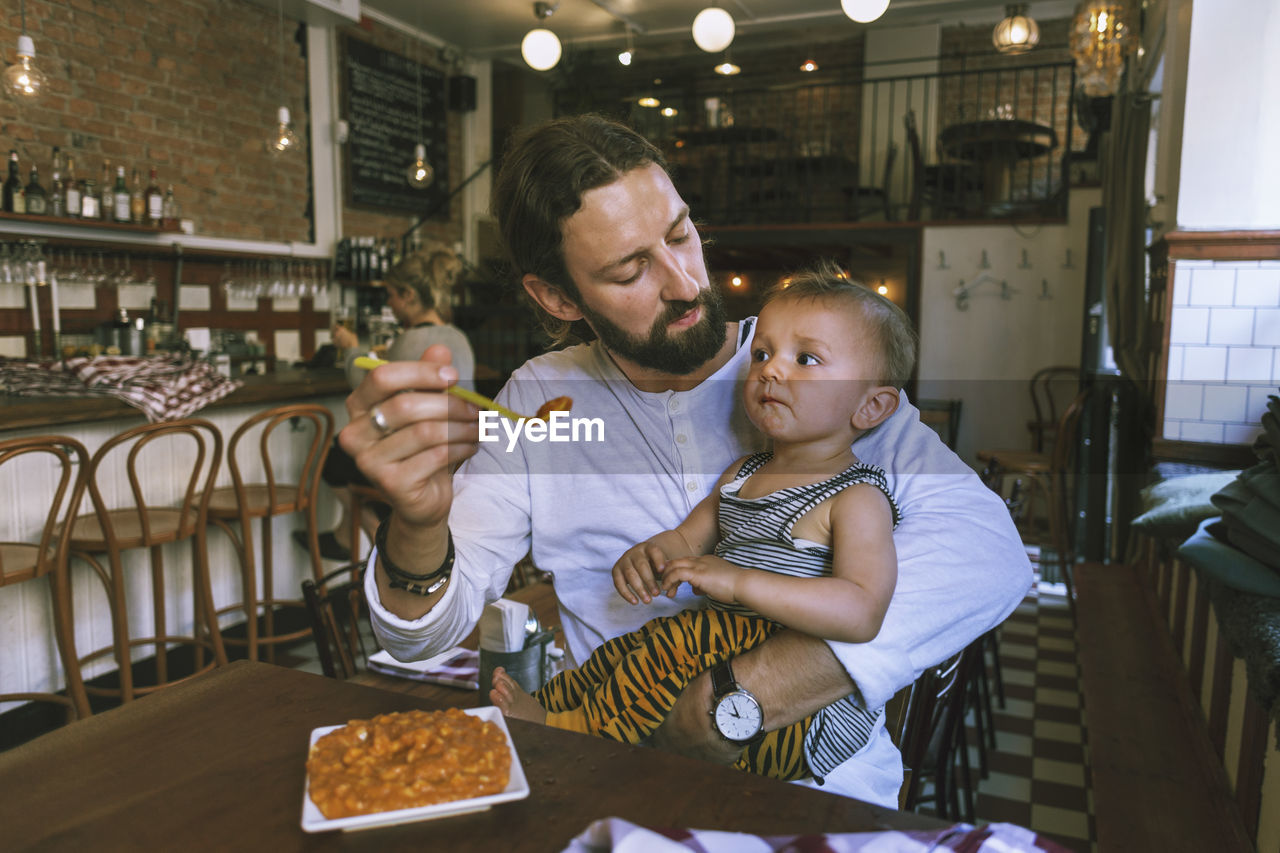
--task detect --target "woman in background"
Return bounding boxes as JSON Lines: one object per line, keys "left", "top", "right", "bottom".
{"left": 300, "top": 243, "right": 476, "bottom": 561}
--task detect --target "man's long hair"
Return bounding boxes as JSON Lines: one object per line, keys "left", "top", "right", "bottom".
{"left": 491, "top": 114, "right": 669, "bottom": 347}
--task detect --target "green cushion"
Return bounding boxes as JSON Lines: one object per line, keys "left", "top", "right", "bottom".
{"left": 1131, "top": 471, "right": 1242, "bottom": 541}
{"left": 1178, "top": 517, "right": 1280, "bottom": 598}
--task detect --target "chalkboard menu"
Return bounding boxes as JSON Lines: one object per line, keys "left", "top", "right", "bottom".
{"left": 341, "top": 34, "right": 449, "bottom": 215}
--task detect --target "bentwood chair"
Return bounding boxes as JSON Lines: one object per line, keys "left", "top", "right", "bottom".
{"left": 205, "top": 403, "right": 334, "bottom": 662}
{"left": 302, "top": 560, "right": 373, "bottom": 680}
{"left": 0, "top": 435, "right": 92, "bottom": 723}
{"left": 978, "top": 388, "right": 1090, "bottom": 605}
{"left": 897, "top": 642, "right": 981, "bottom": 821}
{"left": 65, "top": 419, "right": 226, "bottom": 703}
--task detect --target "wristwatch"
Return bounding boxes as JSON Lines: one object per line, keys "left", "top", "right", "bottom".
{"left": 709, "top": 658, "right": 764, "bottom": 743}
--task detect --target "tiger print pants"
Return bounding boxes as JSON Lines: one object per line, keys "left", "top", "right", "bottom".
{"left": 533, "top": 608, "right": 812, "bottom": 780}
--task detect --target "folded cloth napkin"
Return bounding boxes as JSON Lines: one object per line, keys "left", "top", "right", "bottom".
{"left": 368, "top": 647, "right": 481, "bottom": 690}
{"left": 563, "top": 817, "right": 1073, "bottom": 853}
{"left": 1, "top": 354, "right": 241, "bottom": 422}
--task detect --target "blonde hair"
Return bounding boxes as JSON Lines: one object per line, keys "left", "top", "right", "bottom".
{"left": 385, "top": 242, "right": 463, "bottom": 323}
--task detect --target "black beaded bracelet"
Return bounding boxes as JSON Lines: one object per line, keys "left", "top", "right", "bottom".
{"left": 375, "top": 518, "right": 454, "bottom": 596}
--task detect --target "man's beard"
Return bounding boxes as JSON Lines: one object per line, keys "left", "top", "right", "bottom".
{"left": 580, "top": 285, "right": 729, "bottom": 375}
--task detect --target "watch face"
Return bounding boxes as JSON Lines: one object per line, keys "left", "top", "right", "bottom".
{"left": 714, "top": 692, "right": 762, "bottom": 741}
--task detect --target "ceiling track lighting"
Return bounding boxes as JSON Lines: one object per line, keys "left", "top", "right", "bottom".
{"left": 692, "top": 7, "right": 735, "bottom": 53}
{"left": 841, "top": 0, "right": 891, "bottom": 24}
{"left": 3, "top": 0, "right": 47, "bottom": 101}
{"left": 522, "top": 1, "right": 563, "bottom": 71}
{"left": 993, "top": 4, "right": 1040, "bottom": 54}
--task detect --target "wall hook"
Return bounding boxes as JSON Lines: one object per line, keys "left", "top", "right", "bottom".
{"left": 1018, "top": 249, "right": 1032, "bottom": 269}
{"left": 937, "top": 250, "right": 950, "bottom": 270}
{"left": 999, "top": 280, "right": 1016, "bottom": 300}
{"left": 979, "top": 249, "right": 991, "bottom": 269}
{"left": 1062, "top": 249, "right": 1074, "bottom": 269}
{"left": 1039, "top": 278, "right": 1052, "bottom": 300}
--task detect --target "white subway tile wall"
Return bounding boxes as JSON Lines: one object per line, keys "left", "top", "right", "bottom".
{"left": 1164, "top": 260, "right": 1279, "bottom": 443}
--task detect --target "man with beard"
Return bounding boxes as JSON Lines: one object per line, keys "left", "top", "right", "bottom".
{"left": 339, "top": 114, "right": 1030, "bottom": 806}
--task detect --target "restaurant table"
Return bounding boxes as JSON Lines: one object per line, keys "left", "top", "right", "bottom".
{"left": 1, "top": 659, "right": 948, "bottom": 852}
{"left": 938, "top": 119, "right": 1058, "bottom": 213}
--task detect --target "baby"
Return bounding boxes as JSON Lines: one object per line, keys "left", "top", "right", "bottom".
{"left": 492, "top": 259, "right": 916, "bottom": 782}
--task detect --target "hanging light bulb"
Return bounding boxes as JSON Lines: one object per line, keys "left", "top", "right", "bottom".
{"left": 799, "top": 58, "right": 819, "bottom": 73}
{"left": 618, "top": 26, "right": 634, "bottom": 66}
{"left": 993, "top": 4, "right": 1040, "bottom": 54}
{"left": 4, "top": 0, "right": 46, "bottom": 102}
{"left": 841, "top": 0, "right": 891, "bottom": 24}
{"left": 714, "top": 59, "right": 740, "bottom": 76}
{"left": 692, "top": 7, "right": 735, "bottom": 53}
{"left": 406, "top": 144, "right": 434, "bottom": 189}
{"left": 267, "top": 106, "right": 299, "bottom": 156}
{"left": 3, "top": 36, "right": 46, "bottom": 100}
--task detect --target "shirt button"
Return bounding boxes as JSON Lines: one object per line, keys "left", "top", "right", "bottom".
{"left": 686, "top": 481, "right": 698, "bottom": 492}
{"left": 669, "top": 398, "right": 681, "bottom": 412}
{"left": 676, "top": 434, "right": 687, "bottom": 444}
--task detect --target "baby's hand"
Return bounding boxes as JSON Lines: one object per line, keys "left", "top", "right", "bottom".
{"left": 659, "top": 555, "right": 743, "bottom": 603}
{"left": 612, "top": 539, "right": 669, "bottom": 604}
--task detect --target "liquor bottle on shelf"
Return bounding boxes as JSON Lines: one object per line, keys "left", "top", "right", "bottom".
{"left": 3, "top": 150, "right": 22, "bottom": 213}
{"left": 64, "top": 157, "right": 81, "bottom": 218}
{"left": 129, "top": 167, "right": 144, "bottom": 224}
{"left": 49, "top": 160, "right": 65, "bottom": 218}
{"left": 80, "top": 178, "right": 99, "bottom": 220}
{"left": 24, "top": 165, "right": 47, "bottom": 215}
{"left": 161, "top": 184, "right": 179, "bottom": 229}
{"left": 100, "top": 161, "right": 114, "bottom": 221}
{"left": 113, "top": 165, "right": 130, "bottom": 223}
{"left": 145, "top": 166, "right": 162, "bottom": 226}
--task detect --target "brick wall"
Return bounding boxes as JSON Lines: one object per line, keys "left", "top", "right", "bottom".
{"left": 0, "top": 0, "right": 463, "bottom": 247}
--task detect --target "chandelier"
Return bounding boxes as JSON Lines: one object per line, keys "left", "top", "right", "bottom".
{"left": 1070, "top": 2, "right": 1137, "bottom": 96}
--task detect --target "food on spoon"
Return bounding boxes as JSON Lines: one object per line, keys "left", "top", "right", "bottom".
{"left": 352, "top": 356, "right": 571, "bottom": 422}
{"left": 307, "top": 708, "right": 511, "bottom": 819}
{"left": 534, "top": 396, "right": 573, "bottom": 421}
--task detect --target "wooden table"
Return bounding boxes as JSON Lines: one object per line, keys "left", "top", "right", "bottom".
{"left": 938, "top": 119, "right": 1058, "bottom": 213}
{"left": 0, "top": 660, "right": 946, "bottom": 852}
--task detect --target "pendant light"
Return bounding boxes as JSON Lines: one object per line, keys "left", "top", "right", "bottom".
{"left": 406, "top": 14, "right": 433, "bottom": 190}
{"left": 266, "top": 0, "right": 299, "bottom": 156}
{"left": 1070, "top": 2, "right": 1137, "bottom": 96}
{"left": 993, "top": 4, "right": 1040, "bottom": 54}
{"left": 522, "top": 2, "right": 562, "bottom": 71}
{"left": 618, "top": 27, "right": 635, "bottom": 66}
{"left": 3, "top": 0, "right": 47, "bottom": 101}
{"left": 841, "top": 0, "right": 891, "bottom": 24}
{"left": 692, "top": 7, "right": 735, "bottom": 53}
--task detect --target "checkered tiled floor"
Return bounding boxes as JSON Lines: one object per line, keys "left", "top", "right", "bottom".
{"left": 951, "top": 545, "right": 1095, "bottom": 853}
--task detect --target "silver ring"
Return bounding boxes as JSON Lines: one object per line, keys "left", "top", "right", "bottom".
{"left": 369, "top": 405, "right": 390, "bottom": 436}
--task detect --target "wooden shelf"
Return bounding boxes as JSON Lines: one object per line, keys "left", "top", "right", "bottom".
{"left": 0, "top": 210, "right": 181, "bottom": 233}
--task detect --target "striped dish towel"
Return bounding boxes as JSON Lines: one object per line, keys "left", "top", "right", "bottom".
{"left": 563, "top": 817, "right": 1074, "bottom": 852}
{"left": 0, "top": 354, "right": 241, "bottom": 422}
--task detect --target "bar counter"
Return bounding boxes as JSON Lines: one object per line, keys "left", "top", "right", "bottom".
{"left": 0, "top": 367, "right": 350, "bottom": 431}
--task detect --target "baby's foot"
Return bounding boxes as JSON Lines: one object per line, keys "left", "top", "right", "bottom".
{"left": 489, "top": 667, "right": 548, "bottom": 724}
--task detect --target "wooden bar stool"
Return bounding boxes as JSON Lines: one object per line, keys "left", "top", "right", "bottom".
{"left": 66, "top": 419, "right": 226, "bottom": 704}
{"left": 0, "top": 435, "right": 92, "bottom": 724}
{"left": 205, "top": 403, "right": 334, "bottom": 662}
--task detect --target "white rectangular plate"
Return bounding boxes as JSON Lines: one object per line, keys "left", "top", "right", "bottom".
{"left": 300, "top": 706, "right": 530, "bottom": 833}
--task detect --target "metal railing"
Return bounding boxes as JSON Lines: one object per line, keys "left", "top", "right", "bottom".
{"left": 567, "top": 61, "right": 1076, "bottom": 226}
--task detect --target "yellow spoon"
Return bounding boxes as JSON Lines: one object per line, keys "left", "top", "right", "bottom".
{"left": 353, "top": 355, "right": 529, "bottom": 421}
